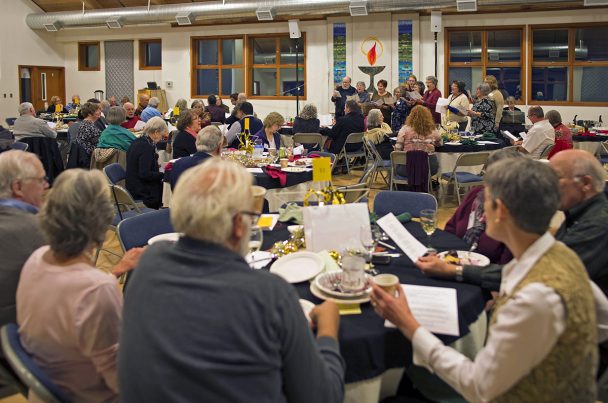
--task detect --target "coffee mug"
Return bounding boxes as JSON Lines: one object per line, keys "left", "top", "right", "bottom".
{"left": 373, "top": 274, "right": 399, "bottom": 295}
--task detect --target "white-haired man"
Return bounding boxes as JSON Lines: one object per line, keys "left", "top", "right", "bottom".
{"left": 140, "top": 97, "right": 161, "bottom": 122}
{"left": 121, "top": 102, "right": 140, "bottom": 131}
{"left": 0, "top": 150, "right": 47, "bottom": 327}
{"left": 13, "top": 102, "right": 57, "bottom": 140}
{"left": 170, "top": 125, "right": 224, "bottom": 190}
{"left": 119, "top": 159, "right": 345, "bottom": 403}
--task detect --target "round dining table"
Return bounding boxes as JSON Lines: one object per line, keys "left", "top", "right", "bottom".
{"left": 261, "top": 220, "right": 486, "bottom": 386}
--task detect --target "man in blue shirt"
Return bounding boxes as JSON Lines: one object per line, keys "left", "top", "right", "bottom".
{"left": 0, "top": 150, "right": 47, "bottom": 327}
{"left": 119, "top": 159, "right": 345, "bottom": 403}
{"left": 140, "top": 97, "right": 162, "bottom": 122}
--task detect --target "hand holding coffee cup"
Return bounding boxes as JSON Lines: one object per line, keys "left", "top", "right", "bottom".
{"left": 373, "top": 274, "right": 399, "bottom": 295}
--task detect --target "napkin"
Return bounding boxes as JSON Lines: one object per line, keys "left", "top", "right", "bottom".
{"left": 460, "top": 138, "right": 478, "bottom": 146}
{"left": 337, "top": 304, "right": 362, "bottom": 315}
{"left": 317, "top": 250, "right": 340, "bottom": 273}
{"left": 480, "top": 132, "right": 497, "bottom": 141}
{"left": 370, "top": 211, "right": 411, "bottom": 225}
{"left": 264, "top": 166, "right": 287, "bottom": 186}
{"left": 278, "top": 203, "right": 303, "bottom": 224}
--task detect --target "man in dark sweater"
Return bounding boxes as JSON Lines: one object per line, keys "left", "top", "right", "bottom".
{"left": 0, "top": 150, "right": 47, "bottom": 328}
{"left": 416, "top": 149, "right": 608, "bottom": 295}
{"left": 119, "top": 159, "right": 345, "bottom": 403}
{"left": 326, "top": 99, "right": 365, "bottom": 155}
{"left": 331, "top": 76, "right": 357, "bottom": 118}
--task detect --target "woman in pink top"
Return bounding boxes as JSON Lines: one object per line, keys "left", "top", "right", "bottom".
{"left": 395, "top": 105, "right": 442, "bottom": 176}
{"left": 545, "top": 110, "right": 573, "bottom": 159}
{"left": 16, "top": 169, "right": 143, "bottom": 403}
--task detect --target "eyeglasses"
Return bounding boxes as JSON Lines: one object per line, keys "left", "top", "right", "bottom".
{"left": 239, "top": 211, "right": 261, "bottom": 226}
{"left": 21, "top": 175, "right": 49, "bottom": 184}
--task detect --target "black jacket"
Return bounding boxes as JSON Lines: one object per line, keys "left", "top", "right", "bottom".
{"left": 19, "top": 137, "right": 64, "bottom": 184}
{"left": 126, "top": 136, "right": 164, "bottom": 209}
{"left": 293, "top": 117, "right": 320, "bottom": 134}
{"left": 172, "top": 130, "right": 197, "bottom": 159}
{"left": 331, "top": 86, "right": 357, "bottom": 118}
{"left": 327, "top": 112, "right": 365, "bottom": 154}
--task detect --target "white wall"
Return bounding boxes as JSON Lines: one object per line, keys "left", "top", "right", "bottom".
{"left": 0, "top": 0, "right": 65, "bottom": 123}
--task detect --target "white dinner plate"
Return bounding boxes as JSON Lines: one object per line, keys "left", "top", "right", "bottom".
{"left": 148, "top": 232, "right": 180, "bottom": 245}
{"left": 245, "top": 251, "right": 274, "bottom": 270}
{"left": 299, "top": 299, "right": 315, "bottom": 322}
{"left": 437, "top": 250, "right": 490, "bottom": 266}
{"left": 281, "top": 166, "right": 308, "bottom": 173}
{"left": 289, "top": 158, "right": 313, "bottom": 167}
{"left": 309, "top": 282, "right": 371, "bottom": 304}
{"left": 444, "top": 141, "right": 462, "bottom": 146}
{"left": 270, "top": 251, "right": 324, "bottom": 283}
{"left": 287, "top": 225, "right": 304, "bottom": 234}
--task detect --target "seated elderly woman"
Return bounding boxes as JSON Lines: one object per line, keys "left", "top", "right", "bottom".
{"left": 190, "top": 99, "right": 204, "bottom": 111}
{"left": 126, "top": 117, "right": 166, "bottom": 209}
{"left": 546, "top": 109, "right": 573, "bottom": 159}
{"left": 395, "top": 105, "right": 442, "bottom": 176}
{"left": 365, "top": 109, "right": 393, "bottom": 160}
{"left": 169, "top": 98, "right": 188, "bottom": 119}
{"left": 46, "top": 95, "right": 69, "bottom": 114}
{"left": 371, "top": 157, "right": 602, "bottom": 402}
{"left": 16, "top": 169, "right": 143, "bottom": 402}
{"left": 466, "top": 82, "right": 496, "bottom": 135}
{"left": 75, "top": 102, "right": 102, "bottom": 164}
{"left": 97, "top": 106, "right": 137, "bottom": 152}
{"left": 293, "top": 103, "right": 321, "bottom": 134}
{"left": 172, "top": 110, "right": 202, "bottom": 158}
{"left": 253, "top": 112, "right": 284, "bottom": 150}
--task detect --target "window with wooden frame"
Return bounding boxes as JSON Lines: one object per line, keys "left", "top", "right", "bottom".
{"left": 248, "top": 34, "right": 305, "bottom": 100}
{"left": 445, "top": 27, "right": 524, "bottom": 101}
{"left": 139, "top": 39, "right": 162, "bottom": 70}
{"left": 529, "top": 23, "right": 608, "bottom": 105}
{"left": 191, "top": 36, "right": 245, "bottom": 97}
{"left": 78, "top": 42, "right": 100, "bottom": 71}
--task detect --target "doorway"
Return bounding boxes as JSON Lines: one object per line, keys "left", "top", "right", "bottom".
{"left": 19, "top": 65, "right": 66, "bottom": 112}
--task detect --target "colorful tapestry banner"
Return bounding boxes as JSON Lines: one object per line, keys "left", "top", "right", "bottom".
{"left": 333, "top": 23, "right": 346, "bottom": 88}
{"left": 398, "top": 20, "right": 413, "bottom": 86}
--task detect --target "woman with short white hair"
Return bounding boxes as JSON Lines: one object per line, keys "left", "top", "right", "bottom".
{"left": 365, "top": 109, "right": 394, "bottom": 160}
{"left": 126, "top": 116, "right": 166, "bottom": 209}
{"left": 16, "top": 168, "right": 143, "bottom": 403}
{"left": 467, "top": 83, "right": 496, "bottom": 135}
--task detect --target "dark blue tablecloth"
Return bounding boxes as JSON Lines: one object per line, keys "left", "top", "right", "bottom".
{"left": 262, "top": 221, "right": 485, "bottom": 383}
{"left": 436, "top": 140, "right": 506, "bottom": 153}
{"left": 573, "top": 135, "right": 608, "bottom": 142}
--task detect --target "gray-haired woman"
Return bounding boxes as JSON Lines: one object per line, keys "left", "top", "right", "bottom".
{"left": 467, "top": 83, "right": 496, "bottom": 135}
{"left": 365, "top": 108, "right": 394, "bottom": 160}
{"left": 16, "top": 169, "right": 143, "bottom": 402}
{"left": 371, "top": 158, "right": 600, "bottom": 402}
{"left": 97, "top": 106, "right": 137, "bottom": 152}
{"left": 293, "top": 103, "right": 321, "bottom": 134}
{"left": 126, "top": 116, "right": 167, "bottom": 209}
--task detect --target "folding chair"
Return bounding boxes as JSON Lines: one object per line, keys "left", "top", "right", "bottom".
{"left": 337, "top": 132, "right": 366, "bottom": 174}
{"left": 103, "top": 163, "right": 145, "bottom": 207}
{"left": 309, "top": 151, "right": 337, "bottom": 172}
{"left": 4, "top": 118, "right": 17, "bottom": 127}
{"left": 293, "top": 133, "right": 323, "bottom": 151}
{"left": 373, "top": 190, "right": 437, "bottom": 218}
{"left": 389, "top": 151, "right": 408, "bottom": 190}
{"left": 364, "top": 139, "right": 391, "bottom": 188}
{"left": 597, "top": 141, "right": 608, "bottom": 165}
{"left": 1, "top": 324, "right": 70, "bottom": 403}
{"left": 116, "top": 208, "right": 174, "bottom": 252}
{"left": 10, "top": 142, "right": 28, "bottom": 151}
{"left": 440, "top": 152, "right": 490, "bottom": 204}
{"left": 539, "top": 143, "right": 554, "bottom": 159}
{"left": 336, "top": 183, "right": 370, "bottom": 204}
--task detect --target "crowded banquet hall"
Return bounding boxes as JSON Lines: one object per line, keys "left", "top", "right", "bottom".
{"left": 2, "top": 0, "right": 608, "bottom": 402}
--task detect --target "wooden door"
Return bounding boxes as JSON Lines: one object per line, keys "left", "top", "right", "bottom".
{"left": 24, "top": 66, "right": 65, "bottom": 112}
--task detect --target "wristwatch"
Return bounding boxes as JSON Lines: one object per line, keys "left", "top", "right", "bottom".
{"left": 454, "top": 265, "right": 464, "bottom": 282}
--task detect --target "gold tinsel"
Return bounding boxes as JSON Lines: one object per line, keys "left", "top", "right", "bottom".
{"left": 303, "top": 185, "right": 345, "bottom": 206}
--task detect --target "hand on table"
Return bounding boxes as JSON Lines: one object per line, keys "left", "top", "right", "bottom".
{"left": 111, "top": 247, "right": 145, "bottom": 277}
{"left": 415, "top": 255, "right": 458, "bottom": 278}
{"left": 369, "top": 283, "right": 420, "bottom": 340}
{"left": 310, "top": 300, "right": 340, "bottom": 340}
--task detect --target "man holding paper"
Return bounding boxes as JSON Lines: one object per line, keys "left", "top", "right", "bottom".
{"left": 512, "top": 106, "right": 554, "bottom": 159}
{"left": 370, "top": 158, "right": 607, "bottom": 402}
{"left": 331, "top": 76, "right": 356, "bottom": 118}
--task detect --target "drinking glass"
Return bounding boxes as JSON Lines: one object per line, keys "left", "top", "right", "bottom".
{"left": 360, "top": 225, "right": 381, "bottom": 271}
{"left": 419, "top": 209, "right": 437, "bottom": 250}
{"left": 341, "top": 255, "right": 366, "bottom": 292}
{"left": 249, "top": 226, "right": 264, "bottom": 257}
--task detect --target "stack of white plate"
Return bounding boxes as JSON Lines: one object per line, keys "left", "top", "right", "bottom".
{"left": 310, "top": 270, "right": 372, "bottom": 304}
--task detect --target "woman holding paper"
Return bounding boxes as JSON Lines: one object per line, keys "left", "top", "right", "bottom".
{"left": 370, "top": 158, "right": 601, "bottom": 403}
{"left": 443, "top": 81, "right": 470, "bottom": 132}
{"left": 411, "top": 76, "right": 442, "bottom": 124}
{"left": 371, "top": 80, "right": 395, "bottom": 124}
{"left": 467, "top": 83, "right": 496, "bottom": 135}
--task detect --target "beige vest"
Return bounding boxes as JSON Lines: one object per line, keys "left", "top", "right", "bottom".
{"left": 491, "top": 242, "right": 597, "bottom": 403}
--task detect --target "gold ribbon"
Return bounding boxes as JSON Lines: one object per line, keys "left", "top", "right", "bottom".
{"left": 303, "top": 185, "right": 345, "bottom": 206}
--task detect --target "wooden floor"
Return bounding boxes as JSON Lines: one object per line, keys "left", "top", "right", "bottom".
{"left": 0, "top": 166, "right": 459, "bottom": 403}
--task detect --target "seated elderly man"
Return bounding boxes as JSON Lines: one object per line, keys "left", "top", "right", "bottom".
{"left": 512, "top": 105, "right": 554, "bottom": 159}
{"left": 13, "top": 102, "right": 57, "bottom": 140}
{"left": 225, "top": 102, "right": 263, "bottom": 149}
{"left": 170, "top": 125, "right": 223, "bottom": 190}
{"left": 0, "top": 150, "right": 47, "bottom": 327}
{"left": 140, "top": 97, "right": 162, "bottom": 122}
{"left": 119, "top": 159, "right": 345, "bottom": 402}
{"left": 121, "top": 102, "right": 140, "bottom": 130}
{"left": 417, "top": 149, "right": 608, "bottom": 295}
{"left": 372, "top": 157, "right": 608, "bottom": 402}
{"left": 135, "top": 93, "right": 149, "bottom": 116}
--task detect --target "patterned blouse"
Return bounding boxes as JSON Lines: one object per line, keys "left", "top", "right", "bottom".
{"left": 395, "top": 125, "right": 442, "bottom": 154}
{"left": 391, "top": 98, "right": 409, "bottom": 132}
{"left": 75, "top": 120, "right": 101, "bottom": 156}
{"left": 470, "top": 97, "right": 496, "bottom": 135}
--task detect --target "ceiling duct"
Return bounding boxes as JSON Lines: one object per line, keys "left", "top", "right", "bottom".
{"left": 349, "top": 1, "right": 368, "bottom": 16}
{"left": 105, "top": 17, "right": 123, "bottom": 29}
{"left": 457, "top": 0, "right": 478, "bottom": 11}
{"left": 584, "top": 0, "right": 608, "bottom": 5}
{"left": 26, "top": 0, "right": 578, "bottom": 31}
{"left": 175, "top": 12, "right": 194, "bottom": 25}
{"left": 43, "top": 21, "right": 61, "bottom": 32}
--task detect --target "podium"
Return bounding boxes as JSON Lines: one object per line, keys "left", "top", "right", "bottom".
{"left": 137, "top": 88, "right": 168, "bottom": 113}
